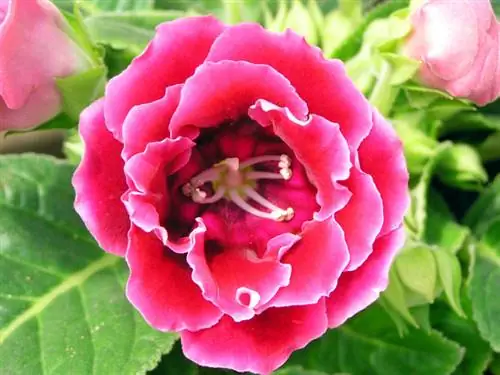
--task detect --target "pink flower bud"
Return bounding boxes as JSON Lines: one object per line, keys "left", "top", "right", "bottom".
{"left": 406, "top": 0, "right": 500, "bottom": 106}
{"left": 0, "top": 0, "right": 89, "bottom": 131}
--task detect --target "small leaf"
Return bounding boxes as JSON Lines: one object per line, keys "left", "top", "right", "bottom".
{"left": 380, "top": 53, "right": 420, "bottom": 85}
{"left": 436, "top": 143, "right": 488, "bottom": 191}
{"left": 396, "top": 245, "right": 437, "bottom": 303}
{"left": 424, "top": 189, "right": 469, "bottom": 254}
{"left": 432, "top": 250, "right": 466, "bottom": 317}
{"left": 0, "top": 155, "right": 177, "bottom": 374}
{"left": 463, "top": 176, "right": 500, "bottom": 237}
{"left": 56, "top": 66, "right": 107, "bottom": 121}
{"left": 407, "top": 142, "right": 452, "bottom": 238}
{"left": 381, "top": 269, "right": 419, "bottom": 327}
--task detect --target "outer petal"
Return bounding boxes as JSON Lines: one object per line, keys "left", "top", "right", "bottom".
{"left": 126, "top": 225, "right": 222, "bottom": 332}
{"left": 121, "top": 84, "right": 182, "bottom": 160}
{"left": 358, "top": 110, "right": 409, "bottom": 236}
{"left": 104, "top": 16, "right": 225, "bottom": 141}
{"left": 326, "top": 226, "right": 405, "bottom": 328}
{"left": 0, "top": 0, "right": 87, "bottom": 109}
{"left": 206, "top": 24, "right": 372, "bottom": 148}
{"left": 265, "top": 218, "right": 349, "bottom": 308}
{"left": 73, "top": 99, "right": 129, "bottom": 256}
{"left": 336, "top": 163, "right": 384, "bottom": 271}
{"left": 249, "top": 100, "right": 352, "bottom": 220}
{"left": 181, "top": 300, "right": 328, "bottom": 374}
{"left": 0, "top": 82, "right": 60, "bottom": 131}
{"left": 187, "top": 243, "right": 291, "bottom": 322}
{"left": 169, "top": 60, "right": 308, "bottom": 138}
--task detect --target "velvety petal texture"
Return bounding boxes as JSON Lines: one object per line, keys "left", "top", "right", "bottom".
{"left": 0, "top": 0, "right": 88, "bottom": 130}
{"left": 73, "top": 15, "right": 409, "bottom": 375}
{"left": 73, "top": 100, "right": 130, "bottom": 256}
{"left": 406, "top": 0, "right": 500, "bottom": 105}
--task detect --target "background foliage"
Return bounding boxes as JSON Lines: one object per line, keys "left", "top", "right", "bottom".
{"left": 1, "top": 0, "right": 500, "bottom": 374}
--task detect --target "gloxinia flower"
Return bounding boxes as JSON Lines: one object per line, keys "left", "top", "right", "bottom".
{"left": 73, "top": 16, "right": 409, "bottom": 374}
{"left": 0, "top": 0, "right": 89, "bottom": 131}
{"left": 406, "top": 0, "right": 500, "bottom": 106}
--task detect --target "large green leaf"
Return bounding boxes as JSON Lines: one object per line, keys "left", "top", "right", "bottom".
{"left": 468, "top": 224, "right": 500, "bottom": 352}
{"left": 0, "top": 154, "right": 177, "bottom": 374}
{"left": 287, "top": 305, "right": 463, "bottom": 375}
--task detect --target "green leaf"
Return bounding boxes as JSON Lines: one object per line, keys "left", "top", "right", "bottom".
{"left": 56, "top": 67, "right": 107, "bottom": 121}
{"left": 468, "top": 231, "right": 500, "bottom": 351}
{"left": 440, "top": 112, "right": 500, "bottom": 137}
{"left": 84, "top": 10, "right": 185, "bottom": 30}
{"left": 424, "top": 189, "right": 469, "bottom": 254}
{"left": 463, "top": 175, "right": 500, "bottom": 237}
{"left": 406, "top": 142, "right": 452, "bottom": 238}
{"left": 395, "top": 245, "right": 437, "bottom": 303}
{"left": 381, "top": 269, "right": 419, "bottom": 327}
{"left": 393, "top": 120, "right": 438, "bottom": 175}
{"left": 479, "top": 131, "right": 500, "bottom": 162}
{"left": 0, "top": 154, "right": 177, "bottom": 374}
{"left": 274, "top": 366, "right": 336, "bottom": 375}
{"left": 431, "top": 302, "right": 493, "bottom": 375}
{"left": 284, "top": 0, "right": 318, "bottom": 45}
{"left": 332, "top": 0, "right": 409, "bottom": 60}
{"left": 84, "top": 17, "right": 156, "bottom": 52}
{"left": 288, "top": 304, "right": 464, "bottom": 375}
{"left": 432, "top": 249, "right": 465, "bottom": 318}
{"left": 380, "top": 53, "right": 420, "bottom": 86}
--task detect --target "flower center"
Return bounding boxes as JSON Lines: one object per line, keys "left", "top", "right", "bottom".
{"left": 182, "top": 154, "right": 295, "bottom": 222}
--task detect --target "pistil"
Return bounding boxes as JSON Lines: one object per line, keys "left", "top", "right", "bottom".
{"left": 182, "top": 154, "right": 294, "bottom": 222}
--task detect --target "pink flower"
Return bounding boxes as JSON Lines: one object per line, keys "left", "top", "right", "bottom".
{"left": 73, "top": 16, "right": 409, "bottom": 374}
{"left": 0, "top": 0, "right": 89, "bottom": 131}
{"left": 406, "top": 0, "right": 500, "bottom": 106}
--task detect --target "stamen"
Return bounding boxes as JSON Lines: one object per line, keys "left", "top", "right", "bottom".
{"left": 190, "top": 166, "right": 224, "bottom": 187}
{"left": 240, "top": 154, "right": 289, "bottom": 169}
{"left": 246, "top": 171, "right": 287, "bottom": 180}
{"left": 229, "top": 190, "right": 289, "bottom": 221}
{"left": 192, "top": 187, "right": 226, "bottom": 204}
{"left": 181, "top": 155, "right": 295, "bottom": 222}
{"left": 243, "top": 186, "right": 287, "bottom": 213}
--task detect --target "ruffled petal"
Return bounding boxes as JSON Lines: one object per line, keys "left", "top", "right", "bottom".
{"left": 121, "top": 84, "right": 182, "bottom": 160}
{"left": 326, "top": 226, "right": 405, "bottom": 328}
{"left": 336, "top": 163, "right": 384, "bottom": 271}
{"left": 181, "top": 299, "right": 327, "bottom": 374}
{"left": 264, "top": 218, "right": 349, "bottom": 308}
{"left": 186, "top": 240, "right": 291, "bottom": 322}
{"left": 358, "top": 110, "right": 409, "bottom": 236}
{"left": 73, "top": 99, "right": 129, "bottom": 256}
{"left": 104, "top": 16, "right": 225, "bottom": 141}
{"left": 206, "top": 24, "right": 372, "bottom": 148}
{"left": 126, "top": 225, "right": 222, "bottom": 332}
{"left": 123, "top": 136, "right": 195, "bottom": 253}
{"left": 249, "top": 100, "right": 352, "bottom": 221}
{"left": 169, "top": 60, "right": 308, "bottom": 138}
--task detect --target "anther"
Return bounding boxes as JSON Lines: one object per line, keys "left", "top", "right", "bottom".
{"left": 279, "top": 168, "right": 292, "bottom": 180}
